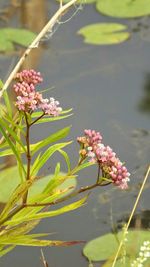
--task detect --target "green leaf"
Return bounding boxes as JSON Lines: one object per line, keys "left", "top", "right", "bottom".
{"left": 0, "top": 148, "right": 15, "bottom": 157}
{"left": 0, "top": 165, "right": 76, "bottom": 203}
{"left": 74, "top": 161, "right": 94, "bottom": 173}
{"left": 0, "top": 28, "right": 36, "bottom": 52}
{"left": 3, "top": 91, "right": 12, "bottom": 118}
{"left": 78, "top": 23, "right": 130, "bottom": 45}
{"left": 0, "top": 124, "right": 26, "bottom": 175}
{"left": 32, "top": 108, "right": 72, "bottom": 118}
{"left": 96, "top": 0, "right": 150, "bottom": 18}
{"left": 0, "top": 235, "right": 83, "bottom": 247}
{"left": 58, "top": 149, "right": 71, "bottom": 172}
{"left": 33, "top": 113, "right": 73, "bottom": 125}
{"left": 0, "top": 179, "right": 34, "bottom": 221}
{"left": 0, "top": 245, "right": 15, "bottom": 257}
{"left": 0, "top": 79, "right": 3, "bottom": 89}
{"left": 4, "top": 196, "right": 87, "bottom": 226}
{"left": 83, "top": 230, "right": 150, "bottom": 262}
{"left": 31, "top": 126, "right": 71, "bottom": 156}
{"left": 31, "top": 142, "right": 72, "bottom": 176}
{"left": 29, "top": 174, "right": 76, "bottom": 198}
{"left": 0, "top": 118, "right": 26, "bottom": 153}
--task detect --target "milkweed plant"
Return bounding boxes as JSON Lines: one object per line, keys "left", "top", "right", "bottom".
{"left": 0, "top": 69, "right": 130, "bottom": 257}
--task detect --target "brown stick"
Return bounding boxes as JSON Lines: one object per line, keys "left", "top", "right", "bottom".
{"left": 1, "top": 0, "right": 79, "bottom": 95}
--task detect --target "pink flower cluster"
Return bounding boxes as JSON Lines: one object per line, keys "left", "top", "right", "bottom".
{"left": 13, "top": 69, "right": 62, "bottom": 115}
{"left": 77, "top": 129, "right": 130, "bottom": 189}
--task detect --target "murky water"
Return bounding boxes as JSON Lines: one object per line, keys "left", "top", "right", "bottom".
{"left": 0, "top": 1, "right": 150, "bottom": 267}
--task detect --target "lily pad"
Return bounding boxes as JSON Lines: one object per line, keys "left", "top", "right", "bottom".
{"left": 83, "top": 230, "right": 150, "bottom": 262}
{"left": 96, "top": 0, "right": 150, "bottom": 18}
{"left": 78, "top": 23, "right": 130, "bottom": 45}
{"left": 0, "top": 28, "right": 36, "bottom": 52}
{"left": 0, "top": 166, "right": 76, "bottom": 203}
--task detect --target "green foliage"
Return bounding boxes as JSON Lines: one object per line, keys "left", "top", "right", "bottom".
{"left": 83, "top": 230, "right": 150, "bottom": 266}
{"left": 0, "top": 28, "right": 36, "bottom": 53}
{"left": 0, "top": 165, "right": 76, "bottom": 203}
{"left": 31, "top": 141, "right": 72, "bottom": 176}
{"left": 78, "top": 23, "right": 130, "bottom": 45}
{"left": 31, "top": 126, "right": 71, "bottom": 155}
{"left": 96, "top": 0, "right": 150, "bottom": 18}
{"left": 4, "top": 196, "right": 87, "bottom": 226}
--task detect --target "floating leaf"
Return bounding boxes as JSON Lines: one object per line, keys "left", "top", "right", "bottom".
{"left": 0, "top": 165, "right": 76, "bottom": 203}
{"left": 96, "top": 0, "right": 150, "bottom": 18}
{"left": 78, "top": 23, "right": 130, "bottom": 45}
{"left": 83, "top": 230, "right": 150, "bottom": 262}
{"left": 0, "top": 28, "right": 36, "bottom": 52}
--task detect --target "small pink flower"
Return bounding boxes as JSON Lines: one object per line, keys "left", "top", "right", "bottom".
{"left": 13, "top": 69, "right": 62, "bottom": 115}
{"left": 77, "top": 129, "right": 130, "bottom": 190}
{"left": 39, "top": 97, "right": 62, "bottom": 116}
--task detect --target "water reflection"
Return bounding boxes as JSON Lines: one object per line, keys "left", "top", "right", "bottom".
{"left": 117, "top": 210, "right": 150, "bottom": 230}
{"left": 138, "top": 73, "right": 150, "bottom": 114}
{"left": 20, "top": 0, "right": 47, "bottom": 68}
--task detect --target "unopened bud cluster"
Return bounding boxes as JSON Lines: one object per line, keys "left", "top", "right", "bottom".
{"left": 77, "top": 129, "right": 130, "bottom": 189}
{"left": 14, "top": 69, "right": 62, "bottom": 115}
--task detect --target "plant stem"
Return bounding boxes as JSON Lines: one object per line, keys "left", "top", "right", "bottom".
{"left": 22, "top": 113, "right": 31, "bottom": 204}
{"left": 112, "top": 164, "right": 150, "bottom": 267}
{"left": 96, "top": 164, "right": 101, "bottom": 183}
{"left": 29, "top": 112, "right": 45, "bottom": 126}
{"left": 22, "top": 180, "right": 111, "bottom": 208}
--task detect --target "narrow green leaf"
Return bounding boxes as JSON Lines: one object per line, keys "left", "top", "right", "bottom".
{"left": 4, "top": 114, "right": 24, "bottom": 134}
{"left": 12, "top": 188, "right": 70, "bottom": 218}
{"left": 0, "top": 148, "right": 13, "bottom": 157}
{"left": 4, "top": 196, "right": 87, "bottom": 226}
{"left": 74, "top": 161, "right": 94, "bottom": 173}
{"left": 0, "top": 79, "right": 3, "bottom": 89}
{"left": 31, "top": 142, "right": 72, "bottom": 176}
{"left": 54, "top": 162, "right": 61, "bottom": 177}
{"left": 0, "top": 236, "right": 83, "bottom": 247}
{"left": 32, "top": 108, "right": 73, "bottom": 118}
{"left": 0, "top": 179, "right": 34, "bottom": 222}
{"left": 58, "top": 149, "right": 71, "bottom": 172}
{"left": 0, "top": 245, "right": 15, "bottom": 257}
{"left": 33, "top": 114, "right": 73, "bottom": 125}
{"left": 43, "top": 173, "right": 76, "bottom": 195}
{"left": 0, "top": 124, "right": 26, "bottom": 175}
{"left": 31, "top": 126, "right": 71, "bottom": 156}
{"left": 0, "top": 118, "right": 26, "bottom": 153}
{"left": 1, "top": 220, "right": 40, "bottom": 238}
{"left": 3, "top": 91, "right": 12, "bottom": 118}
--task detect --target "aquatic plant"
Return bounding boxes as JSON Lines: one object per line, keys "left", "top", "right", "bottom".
{"left": 0, "top": 62, "right": 130, "bottom": 259}
{"left": 0, "top": 1, "right": 149, "bottom": 266}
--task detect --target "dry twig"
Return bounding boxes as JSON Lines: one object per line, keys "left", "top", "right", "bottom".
{"left": 1, "top": 0, "right": 79, "bottom": 96}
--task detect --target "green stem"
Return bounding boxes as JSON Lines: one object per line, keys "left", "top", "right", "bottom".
{"left": 22, "top": 113, "right": 31, "bottom": 204}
